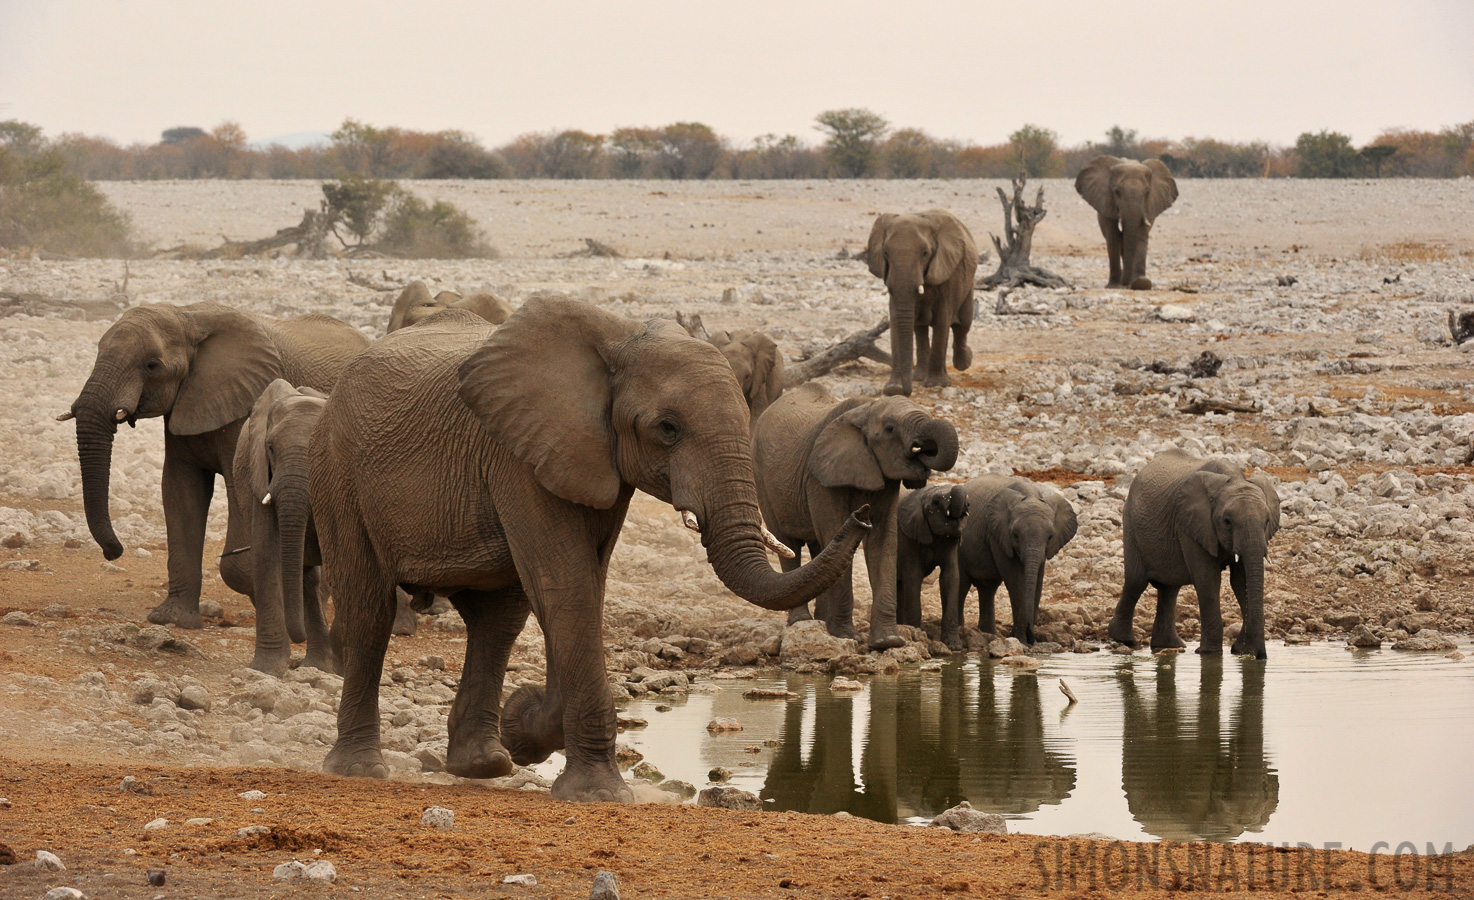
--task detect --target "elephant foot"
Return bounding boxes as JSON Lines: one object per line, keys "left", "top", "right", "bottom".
{"left": 941, "top": 630, "right": 964, "bottom": 652}
{"left": 921, "top": 372, "right": 951, "bottom": 389}
{"left": 427, "top": 595, "right": 453, "bottom": 616}
{"left": 1130, "top": 277, "right": 1153, "bottom": 291}
{"left": 882, "top": 380, "right": 911, "bottom": 397}
{"left": 148, "top": 597, "right": 202, "bottom": 630}
{"left": 1151, "top": 630, "right": 1187, "bottom": 652}
{"left": 301, "top": 647, "right": 338, "bottom": 674}
{"left": 1195, "top": 640, "right": 1224, "bottom": 655}
{"left": 953, "top": 344, "right": 973, "bottom": 371}
{"left": 1232, "top": 636, "right": 1267, "bottom": 659}
{"left": 323, "top": 742, "right": 388, "bottom": 779}
{"left": 248, "top": 646, "right": 291, "bottom": 677}
{"left": 551, "top": 763, "right": 634, "bottom": 804}
{"left": 501, "top": 685, "right": 557, "bottom": 767}
{"left": 1107, "top": 615, "right": 1137, "bottom": 647}
{"left": 447, "top": 734, "right": 514, "bottom": 779}
{"left": 391, "top": 601, "right": 419, "bottom": 636}
{"left": 825, "top": 619, "right": 860, "bottom": 642}
{"left": 786, "top": 604, "right": 813, "bottom": 626}
{"left": 866, "top": 625, "right": 905, "bottom": 651}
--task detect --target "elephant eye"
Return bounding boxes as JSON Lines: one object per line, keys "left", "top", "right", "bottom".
{"left": 144, "top": 358, "right": 163, "bottom": 373}
{"left": 884, "top": 424, "right": 895, "bottom": 434}
{"left": 655, "top": 418, "right": 680, "bottom": 444}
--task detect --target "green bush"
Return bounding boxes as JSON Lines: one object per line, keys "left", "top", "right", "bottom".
{"left": 375, "top": 191, "right": 496, "bottom": 259}
{"left": 1295, "top": 130, "right": 1359, "bottom": 178}
{"left": 0, "top": 123, "right": 137, "bottom": 257}
{"left": 320, "top": 175, "right": 397, "bottom": 247}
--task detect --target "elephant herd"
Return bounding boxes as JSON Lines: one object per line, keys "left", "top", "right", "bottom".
{"left": 58, "top": 166, "right": 1273, "bottom": 803}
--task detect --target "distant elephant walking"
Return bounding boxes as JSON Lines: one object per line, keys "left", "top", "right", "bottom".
{"left": 708, "top": 329, "right": 786, "bottom": 428}
{"left": 866, "top": 210, "right": 977, "bottom": 396}
{"left": 64, "top": 303, "right": 370, "bottom": 629}
{"left": 953, "top": 476, "right": 1077, "bottom": 648}
{"left": 1075, "top": 156, "right": 1178, "bottom": 290}
{"left": 1109, "top": 449, "right": 1281, "bottom": 658}
{"left": 894, "top": 484, "right": 970, "bottom": 633}
{"left": 754, "top": 382, "right": 959, "bottom": 649}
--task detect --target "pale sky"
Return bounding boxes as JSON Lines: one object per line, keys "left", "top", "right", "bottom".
{"left": 1, "top": 0, "right": 1470, "bottom": 150}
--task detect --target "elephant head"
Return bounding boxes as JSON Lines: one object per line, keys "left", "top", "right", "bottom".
{"left": 810, "top": 396, "right": 959, "bottom": 492}
{"left": 709, "top": 329, "right": 786, "bottom": 426}
{"left": 64, "top": 303, "right": 283, "bottom": 560}
{"left": 867, "top": 210, "right": 976, "bottom": 395}
{"left": 1075, "top": 156, "right": 1178, "bottom": 289}
{"left": 1178, "top": 467, "right": 1280, "bottom": 658}
{"left": 388, "top": 280, "right": 515, "bottom": 331}
{"left": 457, "top": 298, "right": 869, "bottom": 612}
{"left": 898, "top": 483, "right": 970, "bottom": 544}
{"left": 985, "top": 481, "right": 1078, "bottom": 644}
{"left": 239, "top": 379, "right": 328, "bottom": 671}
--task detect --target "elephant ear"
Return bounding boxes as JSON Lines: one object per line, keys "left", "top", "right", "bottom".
{"left": 922, "top": 211, "right": 974, "bottom": 285}
{"left": 896, "top": 490, "right": 931, "bottom": 544}
{"left": 1180, "top": 470, "right": 1232, "bottom": 557}
{"left": 866, "top": 214, "right": 893, "bottom": 279}
{"left": 810, "top": 403, "right": 885, "bottom": 491}
{"left": 746, "top": 332, "right": 785, "bottom": 416}
{"left": 988, "top": 490, "right": 1018, "bottom": 559}
{"left": 1249, "top": 470, "right": 1282, "bottom": 541}
{"left": 243, "top": 379, "right": 299, "bottom": 502}
{"left": 388, "top": 281, "right": 436, "bottom": 332}
{"left": 458, "top": 297, "right": 641, "bottom": 509}
{"left": 1143, "top": 158, "right": 1179, "bottom": 221}
{"left": 1045, "top": 490, "right": 1078, "bottom": 559}
{"left": 1074, "top": 155, "right": 1121, "bottom": 217}
{"left": 170, "top": 305, "right": 283, "bottom": 436}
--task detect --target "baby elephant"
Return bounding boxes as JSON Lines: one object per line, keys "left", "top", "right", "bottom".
{"left": 952, "top": 476, "right": 1078, "bottom": 649}
{"left": 895, "top": 484, "right": 970, "bottom": 633}
{"left": 1109, "top": 449, "right": 1281, "bottom": 659}
{"left": 709, "top": 329, "right": 786, "bottom": 427}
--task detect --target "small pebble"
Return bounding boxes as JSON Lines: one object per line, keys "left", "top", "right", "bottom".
{"left": 238, "top": 825, "right": 271, "bottom": 838}
{"left": 184, "top": 817, "right": 213, "bottom": 826}
{"left": 503, "top": 873, "right": 537, "bottom": 885}
{"left": 421, "top": 806, "right": 454, "bottom": 828}
{"left": 144, "top": 817, "right": 169, "bottom": 831}
{"left": 239, "top": 789, "right": 267, "bottom": 800}
{"left": 589, "top": 870, "right": 620, "bottom": 900}
{"left": 44, "top": 888, "right": 85, "bottom": 900}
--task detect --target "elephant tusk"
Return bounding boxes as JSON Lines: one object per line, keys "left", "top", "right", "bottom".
{"left": 680, "top": 509, "right": 700, "bottom": 532}
{"left": 911, "top": 443, "right": 922, "bottom": 454}
{"left": 261, "top": 493, "right": 272, "bottom": 506}
{"left": 219, "top": 545, "right": 251, "bottom": 558}
{"left": 56, "top": 411, "right": 74, "bottom": 422}
{"left": 1143, "top": 217, "right": 1154, "bottom": 228}
{"left": 115, "top": 408, "right": 129, "bottom": 422}
{"left": 762, "top": 527, "right": 795, "bottom": 559}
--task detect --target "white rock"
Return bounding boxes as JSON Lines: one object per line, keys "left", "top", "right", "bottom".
{"left": 304, "top": 860, "right": 337, "bottom": 883}
{"left": 34, "top": 849, "right": 66, "bottom": 871}
{"left": 503, "top": 873, "right": 538, "bottom": 885}
{"left": 273, "top": 861, "right": 307, "bottom": 881}
{"left": 45, "top": 888, "right": 86, "bottom": 900}
{"left": 238, "top": 825, "right": 271, "bottom": 837}
{"left": 144, "top": 817, "right": 169, "bottom": 830}
{"left": 239, "top": 789, "right": 267, "bottom": 800}
{"left": 421, "top": 806, "right": 454, "bottom": 828}
{"left": 931, "top": 800, "right": 1008, "bottom": 834}
{"left": 1156, "top": 304, "right": 1196, "bottom": 323}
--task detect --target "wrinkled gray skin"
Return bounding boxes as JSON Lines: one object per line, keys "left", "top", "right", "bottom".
{"left": 708, "top": 329, "right": 785, "bottom": 428}
{"left": 231, "top": 380, "right": 333, "bottom": 675}
{"left": 66, "top": 303, "right": 369, "bottom": 630}
{"left": 1075, "top": 156, "right": 1179, "bottom": 290}
{"left": 866, "top": 209, "right": 977, "bottom": 396}
{"left": 895, "top": 484, "right": 970, "bottom": 633}
{"left": 311, "top": 301, "right": 870, "bottom": 801}
{"left": 754, "top": 382, "right": 959, "bottom": 649}
{"left": 387, "top": 280, "right": 514, "bottom": 332}
{"left": 954, "top": 476, "right": 1078, "bottom": 649}
{"left": 1109, "top": 450, "right": 1281, "bottom": 659}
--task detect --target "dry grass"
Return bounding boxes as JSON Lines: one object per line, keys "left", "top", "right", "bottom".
{"left": 1360, "top": 240, "right": 1452, "bottom": 262}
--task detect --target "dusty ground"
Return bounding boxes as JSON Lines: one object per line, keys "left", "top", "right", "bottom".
{"left": 3, "top": 178, "right": 1474, "bottom": 897}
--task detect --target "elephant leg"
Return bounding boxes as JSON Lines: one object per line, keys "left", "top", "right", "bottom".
{"left": 1109, "top": 552, "right": 1148, "bottom": 647}
{"left": 951, "top": 292, "right": 974, "bottom": 371}
{"left": 446, "top": 585, "right": 530, "bottom": 779}
{"left": 863, "top": 517, "right": 904, "bottom": 650}
{"left": 1227, "top": 561, "right": 1263, "bottom": 657}
{"left": 814, "top": 572, "right": 857, "bottom": 642}
{"left": 785, "top": 542, "right": 814, "bottom": 625}
{"left": 1195, "top": 570, "right": 1225, "bottom": 655}
{"left": 936, "top": 549, "right": 960, "bottom": 646}
{"left": 391, "top": 587, "right": 419, "bottom": 636}
{"left": 149, "top": 456, "right": 212, "bottom": 629}
{"left": 1151, "top": 584, "right": 1187, "bottom": 651}
{"left": 1098, "top": 215, "right": 1124, "bottom": 288}
{"left": 896, "top": 553, "right": 924, "bottom": 629}
{"left": 322, "top": 553, "right": 397, "bottom": 779}
{"left": 912, "top": 307, "right": 932, "bottom": 383}
{"left": 922, "top": 317, "right": 950, "bottom": 387}
{"left": 218, "top": 485, "right": 254, "bottom": 602}
{"left": 977, "top": 579, "right": 1001, "bottom": 635}
{"left": 941, "top": 573, "right": 966, "bottom": 650}
{"left": 300, "top": 566, "right": 335, "bottom": 673}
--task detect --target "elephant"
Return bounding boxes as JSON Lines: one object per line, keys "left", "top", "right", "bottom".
{"left": 866, "top": 209, "right": 977, "bottom": 396}
{"left": 1108, "top": 449, "right": 1281, "bottom": 659}
{"left": 1074, "top": 155, "right": 1179, "bottom": 290}
{"left": 387, "top": 279, "right": 514, "bottom": 332}
{"left": 951, "top": 476, "right": 1078, "bottom": 649}
{"left": 895, "top": 483, "right": 970, "bottom": 633}
{"left": 63, "top": 303, "right": 370, "bottom": 629}
{"left": 309, "top": 300, "right": 870, "bottom": 800}
{"left": 708, "top": 329, "right": 786, "bottom": 427}
{"left": 753, "top": 382, "right": 959, "bottom": 649}
{"left": 231, "top": 379, "right": 334, "bottom": 674}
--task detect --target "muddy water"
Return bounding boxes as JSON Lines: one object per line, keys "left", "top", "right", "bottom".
{"left": 564, "top": 643, "right": 1473, "bottom": 849}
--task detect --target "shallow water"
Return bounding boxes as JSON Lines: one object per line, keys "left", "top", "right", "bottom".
{"left": 547, "top": 642, "right": 1474, "bottom": 850}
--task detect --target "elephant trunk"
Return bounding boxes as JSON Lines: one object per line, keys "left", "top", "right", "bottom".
{"left": 1239, "top": 550, "right": 1268, "bottom": 660}
{"left": 73, "top": 369, "right": 136, "bottom": 561}
{"left": 272, "top": 470, "right": 312, "bottom": 645}
{"left": 886, "top": 275, "right": 919, "bottom": 391}
{"left": 682, "top": 440, "right": 868, "bottom": 611}
{"left": 910, "top": 415, "right": 959, "bottom": 472}
{"left": 1017, "top": 546, "right": 1044, "bottom": 645}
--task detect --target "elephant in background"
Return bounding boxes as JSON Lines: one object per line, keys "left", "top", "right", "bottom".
{"left": 310, "top": 302, "right": 869, "bottom": 799}
{"left": 895, "top": 484, "right": 970, "bottom": 633}
{"left": 708, "top": 329, "right": 786, "bottom": 427}
{"left": 953, "top": 476, "right": 1078, "bottom": 649}
{"left": 866, "top": 210, "right": 977, "bottom": 396}
{"left": 754, "top": 382, "right": 958, "bottom": 649}
{"left": 231, "top": 380, "right": 334, "bottom": 674}
{"left": 1074, "top": 156, "right": 1179, "bottom": 290}
{"left": 1109, "top": 449, "right": 1281, "bottom": 659}
{"left": 387, "top": 280, "right": 515, "bottom": 332}
{"left": 64, "top": 303, "right": 370, "bottom": 629}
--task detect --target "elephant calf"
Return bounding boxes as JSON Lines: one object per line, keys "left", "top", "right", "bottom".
{"left": 953, "top": 476, "right": 1078, "bottom": 648}
{"left": 1075, "top": 155, "right": 1178, "bottom": 290}
{"left": 754, "top": 382, "right": 959, "bottom": 649}
{"left": 895, "top": 484, "right": 970, "bottom": 635}
{"left": 708, "top": 329, "right": 785, "bottom": 427}
{"left": 387, "top": 280, "right": 515, "bottom": 332}
{"left": 1109, "top": 449, "right": 1281, "bottom": 659}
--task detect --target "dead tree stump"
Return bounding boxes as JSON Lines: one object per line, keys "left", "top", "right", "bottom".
{"left": 979, "top": 174, "right": 1070, "bottom": 290}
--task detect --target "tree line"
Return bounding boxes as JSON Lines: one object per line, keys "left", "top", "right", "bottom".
{"left": 9, "top": 111, "right": 1474, "bottom": 182}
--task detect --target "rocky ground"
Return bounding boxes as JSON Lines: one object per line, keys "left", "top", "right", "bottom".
{"left": 2, "top": 178, "right": 1474, "bottom": 896}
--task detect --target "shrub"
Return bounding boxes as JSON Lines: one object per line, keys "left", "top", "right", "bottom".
{"left": 815, "top": 108, "right": 890, "bottom": 178}
{"left": 1009, "top": 124, "right": 1062, "bottom": 177}
{"left": 375, "top": 192, "right": 496, "bottom": 259}
{"left": 0, "top": 121, "right": 137, "bottom": 257}
{"left": 320, "top": 175, "right": 398, "bottom": 247}
{"left": 1294, "top": 130, "right": 1358, "bottom": 177}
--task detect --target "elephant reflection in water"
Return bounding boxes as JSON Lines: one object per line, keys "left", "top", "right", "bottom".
{"left": 1120, "top": 657, "right": 1279, "bottom": 841}
{"left": 758, "top": 667, "right": 1075, "bottom": 822}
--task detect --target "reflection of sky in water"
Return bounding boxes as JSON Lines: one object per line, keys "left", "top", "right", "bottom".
{"left": 536, "top": 642, "right": 1474, "bottom": 850}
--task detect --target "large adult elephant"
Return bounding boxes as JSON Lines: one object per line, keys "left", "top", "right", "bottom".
{"left": 753, "top": 382, "right": 958, "bottom": 649}
{"left": 387, "top": 280, "right": 514, "bottom": 332}
{"left": 866, "top": 210, "right": 977, "bottom": 396}
{"left": 1074, "top": 156, "right": 1179, "bottom": 290}
{"left": 63, "top": 303, "right": 370, "bottom": 629}
{"left": 310, "top": 301, "right": 869, "bottom": 800}
{"left": 1109, "top": 450, "right": 1281, "bottom": 658}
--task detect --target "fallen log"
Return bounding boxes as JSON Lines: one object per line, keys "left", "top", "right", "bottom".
{"left": 784, "top": 319, "right": 892, "bottom": 387}
{"left": 1177, "top": 397, "right": 1258, "bottom": 415}
{"left": 153, "top": 209, "right": 328, "bottom": 260}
